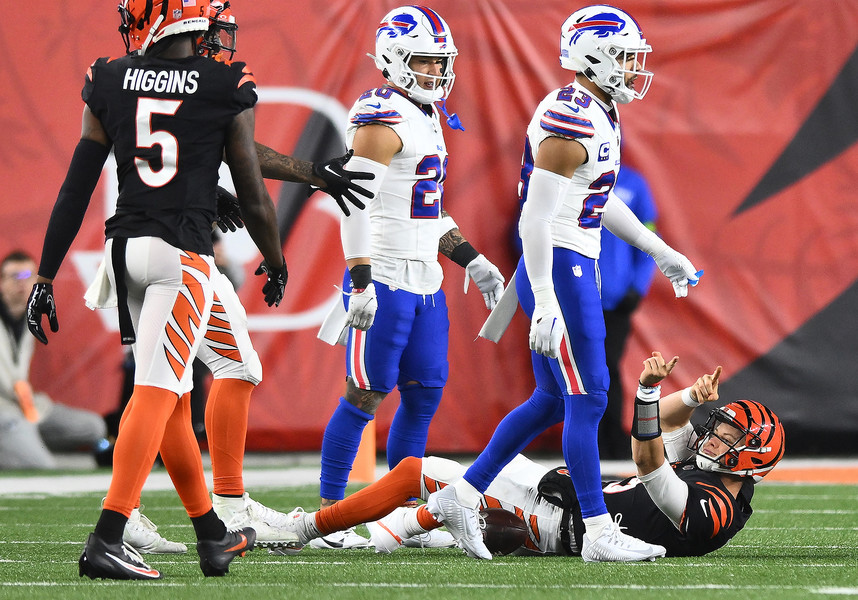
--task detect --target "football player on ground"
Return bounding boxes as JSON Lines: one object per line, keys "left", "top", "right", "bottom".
{"left": 310, "top": 5, "right": 505, "bottom": 550}
{"left": 279, "top": 351, "right": 785, "bottom": 559}
{"left": 27, "top": 0, "right": 287, "bottom": 580}
{"left": 425, "top": 4, "right": 700, "bottom": 561}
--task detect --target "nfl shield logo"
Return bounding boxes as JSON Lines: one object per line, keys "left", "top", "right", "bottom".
{"left": 572, "top": 265, "right": 583, "bottom": 277}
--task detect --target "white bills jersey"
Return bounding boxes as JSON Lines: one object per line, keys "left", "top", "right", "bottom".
{"left": 346, "top": 87, "right": 448, "bottom": 294}
{"left": 519, "top": 80, "right": 623, "bottom": 259}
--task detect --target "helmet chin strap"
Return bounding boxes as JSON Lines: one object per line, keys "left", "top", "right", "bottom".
{"left": 695, "top": 454, "right": 721, "bottom": 472}
{"left": 140, "top": 14, "right": 165, "bottom": 54}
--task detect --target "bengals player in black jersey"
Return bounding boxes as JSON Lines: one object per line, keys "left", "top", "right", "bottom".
{"left": 26, "top": 0, "right": 290, "bottom": 581}
{"left": 273, "top": 350, "right": 784, "bottom": 560}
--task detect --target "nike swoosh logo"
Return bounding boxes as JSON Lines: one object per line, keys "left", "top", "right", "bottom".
{"left": 106, "top": 552, "right": 160, "bottom": 577}
{"left": 225, "top": 533, "right": 248, "bottom": 553}
{"left": 699, "top": 499, "right": 709, "bottom": 517}
{"left": 322, "top": 164, "right": 339, "bottom": 176}
{"left": 367, "top": 102, "right": 382, "bottom": 109}
{"left": 562, "top": 103, "right": 580, "bottom": 113}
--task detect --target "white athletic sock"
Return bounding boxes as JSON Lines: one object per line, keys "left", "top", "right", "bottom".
{"left": 452, "top": 478, "right": 483, "bottom": 508}
{"left": 583, "top": 513, "right": 613, "bottom": 540}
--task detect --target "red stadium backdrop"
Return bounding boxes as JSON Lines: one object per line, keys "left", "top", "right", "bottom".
{"left": 5, "top": 1, "right": 858, "bottom": 455}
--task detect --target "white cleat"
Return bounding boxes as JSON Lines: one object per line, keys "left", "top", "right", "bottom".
{"left": 121, "top": 505, "right": 187, "bottom": 555}
{"left": 366, "top": 509, "right": 407, "bottom": 554}
{"left": 268, "top": 507, "right": 321, "bottom": 555}
{"left": 308, "top": 526, "right": 372, "bottom": 550}
{"left": 212, "top": 493, "right": 301, "bottom": 555}
{"left": 581, "top": 517, "right": 667, "bottom": 562}
{"left": 402, "top": 530, "right": 456, "bottom": 549}
{"left": 426, "top": 486, "right": 492, "bottom": 560}
{"left": 367, "top": 506, "right": 456, "bottom": 554}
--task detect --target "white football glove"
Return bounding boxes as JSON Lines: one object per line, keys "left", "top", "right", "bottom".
{"left": 464, "top": 254, "right": 505, "bottom": 310}
{"left": 652, "top": 248, "right": 700, "bottom": 298}
{"left": 528, "top": 288, "right": 565, "bottom": 358}
{"left": 346, "top": 282, "right": 378, "bottom": 331}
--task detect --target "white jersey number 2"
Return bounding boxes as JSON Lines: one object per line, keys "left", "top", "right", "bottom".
{"left": 411, "top": 154, "right": 446, "bottom": 218}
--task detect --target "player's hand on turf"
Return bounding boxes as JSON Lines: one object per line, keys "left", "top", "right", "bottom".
{"left": 215, "top": 186, "right": 244, "bottom": 233}
{"left": 346, "top": 282, "right": 378, "bottom": 331}
{"left": 652, "top": 248, "right": 701, "bottom": 298}
{"left": 254, "top": 258, "right": 288, "bottom": 307}
{"left": 27, "top": 283, "right": 59, "bottom": 345}
{"left": 464, "top": 254, "right": 505, "bottom": 310}
{"left": 312, "top": 150, "right": 374, "bottom": 217}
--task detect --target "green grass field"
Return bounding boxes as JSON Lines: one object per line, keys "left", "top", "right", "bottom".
{"left": 1, "top": 478, "right": 856, "bottom": 600}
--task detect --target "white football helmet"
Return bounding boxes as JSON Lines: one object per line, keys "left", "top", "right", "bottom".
{"left": 559, "top": 5, "right": 653, "bottom": 104}
{"left": 372, "top": 6, "right": 457, "bottom": 103}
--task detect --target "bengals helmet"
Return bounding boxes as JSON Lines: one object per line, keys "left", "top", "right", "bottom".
{"left": 559, "top": 5, "right": 653, "bottom": 104}
{"left": 118, "top": 0, "right": 211, "bottom": 55}
{"left": 690, "top": 399, "right": 785, "bottom": 483}
{"left": 197, "top": 1, "right": 238, "bottom": 61}
{"left": 372, "top": 5, "right": 457, "bottom": 104}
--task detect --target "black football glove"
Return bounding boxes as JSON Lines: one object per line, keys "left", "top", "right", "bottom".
{"left": 254, "top": 257, "right": 288, "bottom": 307}
{"left": 312, "top": 150, "right": 374, "bottom": 217}
{"left": 27, "top": 283, "right": 59, "bottom": 345}
{"left": 215, "top": 186, "right": 244, "bottom": 233}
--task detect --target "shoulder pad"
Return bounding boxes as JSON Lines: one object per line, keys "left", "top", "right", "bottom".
{"left": 540, "top": 100, "right": 596, "bottom": 139}
{"left": 350, "top": 88, "right": 405, "bottom": 126}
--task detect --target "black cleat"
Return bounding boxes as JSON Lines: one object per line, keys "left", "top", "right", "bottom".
{"left": 78, "top": 532, "right": 162, "bottom": 580}
{"left": 196, "top": 527, "right": 256, "bottom": 577}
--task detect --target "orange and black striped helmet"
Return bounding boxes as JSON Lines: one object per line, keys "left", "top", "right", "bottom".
{"left": 118, "top": 0, "right": 211, "bottom": 55}
{"left": 692, "top": 399, "right": 785, "bottom": 482}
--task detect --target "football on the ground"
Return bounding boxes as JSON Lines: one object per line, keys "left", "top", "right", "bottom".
{"left": 479, "top": 507, "right": 528, "bottom": 556}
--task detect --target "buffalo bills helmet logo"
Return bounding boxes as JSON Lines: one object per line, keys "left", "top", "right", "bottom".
{"left": 568, "top": 12, "right": 626, "bottom": 43}
{"left": 377, "top": 12, "right": 418, "bottom": 42}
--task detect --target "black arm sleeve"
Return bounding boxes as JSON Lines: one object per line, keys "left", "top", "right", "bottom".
{"left": 38, "top": 138, "right": 110, "bottom": 279}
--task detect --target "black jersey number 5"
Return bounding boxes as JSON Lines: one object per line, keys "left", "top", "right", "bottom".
{"left": 135, "top": 98, "right": 182, "bottom": 188}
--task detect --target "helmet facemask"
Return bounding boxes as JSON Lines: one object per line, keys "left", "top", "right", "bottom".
{"left": 594, "top": 44, "right": 653, "bottom": 104}
{"left": 691, "top": 416, "right": 749, "bottom": 474}
{"left": 197, "top": 1, "right": 237, "bottom": 61}
{"left": 376, "top": 49, "right": 456, "bottom": 104}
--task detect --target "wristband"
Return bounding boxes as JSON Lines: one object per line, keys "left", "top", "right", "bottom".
{"left": 636, "top": 382, "right": 661, "bottom": 403}
{"left": 450, "top": 241, "right": 480, "bottom": 268}
{"left": 681, "top": 387, "right": 703, "bottom": 408}
{"left": 631, "top": 394, "right": 661, "bottom": 441}
{"left": 349, "top": 264, "right": 372, "bottom": 290}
